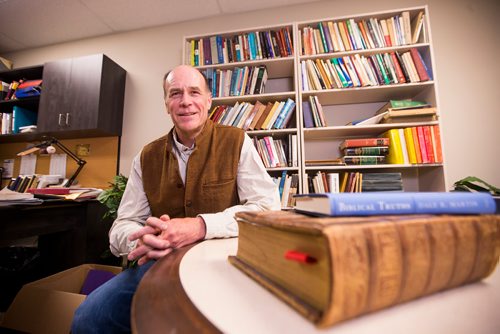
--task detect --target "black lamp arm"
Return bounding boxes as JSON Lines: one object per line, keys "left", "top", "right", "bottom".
{"left": 42, "top": 136, "right": 87, "bottom": 187}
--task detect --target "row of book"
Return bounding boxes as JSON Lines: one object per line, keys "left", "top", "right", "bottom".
{"left": 306, "top": 171, "right": 403, "bottom": 193}
{"left": 201, "top": 65, "right": 268, "bottom": 98}
{"left": 272, "top": 171, "right": 299, "bottom": 208}
{"left": 1, "top": 107, "right": 37, "bottom": 134}
{"left": 299, "top": 10, "right": 425, "bottom": 55}
{"left": 7, "top": 174, "right": 41, "bottom": 193}
{"left": 209, "top": 98, "right": 296, "bottom": 131}
{"left": 301, "top": 48, "right": 431, "bottom": 91}
{"left": 187, "top": 27, "right": 294, "bottom": 66}
{"left": 302, "top": 95, "right": 327, "bottom": 128}
{"left": 383, "top": 126, "right": 442, "bottom": 164}
{"left": 252, "top": 134, "right": 298, "bottom": 169}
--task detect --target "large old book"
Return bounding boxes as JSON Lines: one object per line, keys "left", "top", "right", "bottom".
{"left": 229, "top": 210, "right": 500, "bottom": 328}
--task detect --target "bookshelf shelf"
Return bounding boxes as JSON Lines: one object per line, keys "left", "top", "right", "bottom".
{"left": 184, "top": 5, "right": 445, "bottom": 198}
{"left": 303, "top": 121, "right": 439, "bottom": 139}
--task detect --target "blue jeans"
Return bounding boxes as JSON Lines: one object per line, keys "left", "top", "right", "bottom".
{"left": 71, "top": 261, "right": 155, "bottom": 334}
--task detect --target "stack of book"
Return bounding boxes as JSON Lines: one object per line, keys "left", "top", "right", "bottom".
{"left": 300, "top": 10, "right": 425, "bottom": 55}
{"left": 376, "top": 99, "right": 437, "bottom": 123}
{"left": 186, "top": 27, "right": 293, "bottom": 66}
{"left": 339, "top": 137, "right": 390, "bottom": 165}
{"left": 201, "top": 65, "right": 268, "bottom": 97}
{"left": 359, "top": 172, "right": 403, "bottom": 191}
{"left": 348, "top": 99, "right": 437, "bottom": 126}
{"left": 7, "top": 174, "right": 39, "bottom": 193}
{"left": 301, "top": 48, "right": 431, "bottom": 91}
{"left": 209, "top": 98, "right": 296, "bottom": 131}
{"left": 302, "top": 95, "right": 327, "bottom": 128}
{"left": 252, "top": 135, "right": 297, "bottom": 168}
{"left": 381, "top": 126, "right": 442, "bottom": 164}
{"left": 306, "top": 171, "right": 340, "bottom": 194}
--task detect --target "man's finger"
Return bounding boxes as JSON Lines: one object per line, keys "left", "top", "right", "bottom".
{"left": 141, "top": 234, "right": 171, "bottom": 250}
{"left": 146, "top": 248, "right": 173, "bottom": 260}
{"left": 145, "top": 217, "right": 169, "bottom": 231}
{"left": 128, "top": 244, "right": 152, "bottom": 261}
{"left": 128, "top": 225, "right": 158, "bottom": 241}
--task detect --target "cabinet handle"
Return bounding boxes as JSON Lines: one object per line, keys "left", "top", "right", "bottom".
{"left": 65, "top": 113, "right": 70, "bottom": 126}
{"left": 58, "top": 113, "right": 63, "bottom": 126}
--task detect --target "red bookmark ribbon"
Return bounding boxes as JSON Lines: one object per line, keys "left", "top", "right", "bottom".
{"left": 284, "top": 250, "right": 317, "bottom": 264}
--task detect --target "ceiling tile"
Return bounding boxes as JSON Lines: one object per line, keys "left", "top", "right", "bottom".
{"left": 80, "top": 0, "right": 221, "bottom": 31}
{"left": 217, "top": 0, "right": 322, "bottom": 13}
{"left": 0, "top": 0, "right": 112, "bottom": 51}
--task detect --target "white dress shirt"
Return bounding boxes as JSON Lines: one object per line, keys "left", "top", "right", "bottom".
{"left": 109, "top": 133, "right": 281, "bottom": 256}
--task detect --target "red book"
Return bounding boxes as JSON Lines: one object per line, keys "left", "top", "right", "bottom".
{"left": 432, "top": 125, "right": 443, "bottom": 163}
{"left": 28, "top": 188, "right": 70, "bottom": 195}
{"left": 390, "top": 52, "right": 406, "bottom": 83}
{"left": 416, "top": 126, "right": 429, "bottom": 163}
{"left": 409, "top": 48, "right": 430, "bottom": 81}
{"left": 339, "top": 137, "right": 390, "bottom": 150}
{"left": 423, "top": 126, "right": 435, "bottom": 163}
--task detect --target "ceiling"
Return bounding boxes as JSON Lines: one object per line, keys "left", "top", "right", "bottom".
{"left": 0, "top": 0, "right": 322, "bottom": 54}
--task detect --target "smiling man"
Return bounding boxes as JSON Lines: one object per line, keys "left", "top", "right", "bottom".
{"left": 71, "top": 65, "right": 280, "bottom": 333}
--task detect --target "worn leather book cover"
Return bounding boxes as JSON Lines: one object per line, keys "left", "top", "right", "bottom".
{"left": 229, "top": 210, "right": 500, "bottom": 328}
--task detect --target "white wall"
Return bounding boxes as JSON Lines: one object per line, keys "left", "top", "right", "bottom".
{"left": 7, "top": 0, "right": 500, "bottom": 189}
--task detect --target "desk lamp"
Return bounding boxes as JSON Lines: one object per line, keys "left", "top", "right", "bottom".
{"left": 17, "top": 136, "right": 87, "bottom": 187}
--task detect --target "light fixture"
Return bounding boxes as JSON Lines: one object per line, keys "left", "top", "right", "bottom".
{"left": 17, "top": 136, "right": 87, "bottom": 187}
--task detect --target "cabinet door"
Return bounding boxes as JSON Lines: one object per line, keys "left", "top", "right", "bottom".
{"left": 37, "top": 59, "right": 72, "bottom": 132}
{"left": 38, "top": 55, "right": 102, "bottom": 133}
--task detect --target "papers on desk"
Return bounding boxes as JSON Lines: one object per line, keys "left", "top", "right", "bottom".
{"left": 0, "top": 187, "right": 43, "bottom": 206}
{"left": 27, "top": 187, "right": 103, "bottom": 200}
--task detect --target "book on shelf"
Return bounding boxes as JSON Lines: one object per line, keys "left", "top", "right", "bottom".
{"left": 230, "top": 210, "right": 500, "bottom": 327}
{"left": 304, "top": 159, "right": 344, "bottom": 167}
{"left": 381, "top": 129, "right": 405, "bottom": 164}
{"left": 294, "top": 191, "right": 496, "bottom": 217}
{"left": 411, "top": 11, "right": 425, "bottom": 44}
{"left": 346, "top": 112, "right": 387, "bottom": 126}
{"left": 339, "top": 137, "right": 389, "bottom": 150}
{"left": 341, "top": 155, "right": 386, "bottom": 165}
{"left": 375, "top": 99, "right": 431, "bottom": 114}
{"left": 342, "top": 146, "right": 389, "bottom": 156}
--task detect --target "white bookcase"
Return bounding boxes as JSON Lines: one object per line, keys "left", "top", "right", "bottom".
{"left": 183, "top": 5, "right": 447, "bottom": 199}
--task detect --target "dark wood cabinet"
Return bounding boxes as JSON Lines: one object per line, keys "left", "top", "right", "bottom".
{"left": 38, "top": 54, "right": 126, "bottom": 139}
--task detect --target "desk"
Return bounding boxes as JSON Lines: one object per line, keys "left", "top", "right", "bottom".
{"left": 0, "top": 200, "right": 115, "bottom": 310}
{"left": 133, "top": 238, "right": 500, "bottom": 334}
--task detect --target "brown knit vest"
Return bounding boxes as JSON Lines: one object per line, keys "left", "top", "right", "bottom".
{"left": 141, "top": 120, "right": 244, "bottom": 218}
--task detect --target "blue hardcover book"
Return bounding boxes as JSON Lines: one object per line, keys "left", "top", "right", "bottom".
{"left": 302, "top": 100, "right": 314, "bottom": 128}
{"left": 12, "top": 106, "right": 37, "bottom": 133}
{"left": 294, "top": 192, "right": 496, "bottom": 216}
{"left": 216, "top": 35, "right": 224, "bottom": 64}
{"left": 272, "top": 98, "right": 293, "bottom": 129}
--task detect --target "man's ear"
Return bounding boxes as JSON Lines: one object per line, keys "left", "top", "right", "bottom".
{"left": 207, "top": 96, "right": 212, "bottom": 112}
{"left": 165, "top": 100, "right": 171, "bottom": 114}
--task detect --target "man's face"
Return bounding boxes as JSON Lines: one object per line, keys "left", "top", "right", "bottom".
{"left": 164, "top": 66, "right": 212, "bottom": 142}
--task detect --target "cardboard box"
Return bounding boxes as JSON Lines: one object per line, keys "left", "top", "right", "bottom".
{"left": 1, "top": 264, "right": 121, "bottom": 334}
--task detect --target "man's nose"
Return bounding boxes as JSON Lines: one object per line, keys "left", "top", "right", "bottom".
{"left": 180, "top": 93, "right": 192, "bottom": 106}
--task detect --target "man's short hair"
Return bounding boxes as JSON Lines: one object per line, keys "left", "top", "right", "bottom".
{"left": 162, "top": 68, "right": 211, "bottom": 98}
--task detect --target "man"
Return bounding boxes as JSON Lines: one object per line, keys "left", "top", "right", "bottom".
{"left": 71, "top": 65, "right": 280, "bottom": 333}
